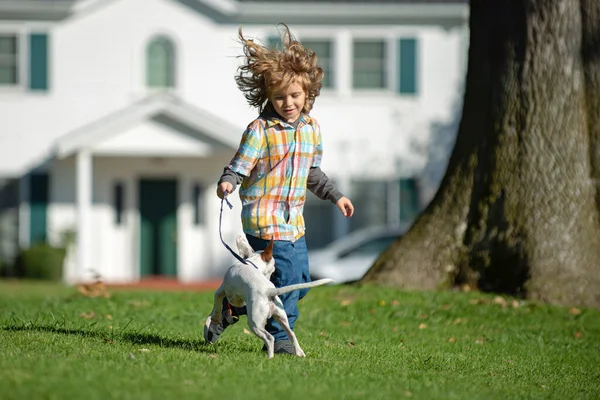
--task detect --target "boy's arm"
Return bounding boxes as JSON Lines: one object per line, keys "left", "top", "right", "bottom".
{"left": 307, "top": 167, "right": 344, "bottom": 204}
{"left": 217, "top": 122, "right": 262, "bottom": 197}
{"left": 218, "top": 167, "right": 245, "bottom": 193}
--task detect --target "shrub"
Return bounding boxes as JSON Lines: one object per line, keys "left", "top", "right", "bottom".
{"left": 19, "top": 243, "right": 66, "bottom": 281}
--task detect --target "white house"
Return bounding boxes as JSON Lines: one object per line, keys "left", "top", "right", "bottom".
{"left": 0, "top": 0, "right": 468, "bottom": 284}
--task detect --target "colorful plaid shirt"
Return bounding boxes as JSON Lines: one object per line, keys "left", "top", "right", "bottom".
{"left": 228, "top": 112, "right": 323, "bottom": 241}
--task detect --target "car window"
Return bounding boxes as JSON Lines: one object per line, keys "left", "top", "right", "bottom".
{"left": 339, "top": 235, "right": 399, "bottom": 258}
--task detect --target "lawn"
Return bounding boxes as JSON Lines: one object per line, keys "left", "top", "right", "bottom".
{"left": 0, "top": 281, "right": 599, "bottom": 400}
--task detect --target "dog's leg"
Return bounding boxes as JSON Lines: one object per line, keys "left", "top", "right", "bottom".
{"left": 211, "top": 286, "right": 227, "bottom": 323}
{"left": 247, "top": 304, "right": 275, "bottom": 359}
{"left": 272, "top": 296, "right": 305, "bottom": 357}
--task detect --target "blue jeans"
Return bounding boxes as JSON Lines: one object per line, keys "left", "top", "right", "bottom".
{"left": 245, "top": 234, "right": 311, "bottom": 342}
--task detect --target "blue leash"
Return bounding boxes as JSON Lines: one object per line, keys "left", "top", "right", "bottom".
{"left": 219, "top": 191, "right": 258, "bottom": 269}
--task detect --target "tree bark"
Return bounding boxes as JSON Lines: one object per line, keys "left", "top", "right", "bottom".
{"left": 581, "top": 0, "right": 600, "bottom": 209}
{"left": 362, "top": 0, "right": 600, "bottom": 308}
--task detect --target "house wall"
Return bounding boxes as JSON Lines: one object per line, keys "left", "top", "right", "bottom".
{"left": 0, "top": 0, "right": 467, "bottom": 182}
{"left": 0, "top": 0, "right": 468, "bottom": 282}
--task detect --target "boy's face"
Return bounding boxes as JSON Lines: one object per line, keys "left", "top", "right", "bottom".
{"left": 269, "top": 80, "right": 306, "bottom": 123}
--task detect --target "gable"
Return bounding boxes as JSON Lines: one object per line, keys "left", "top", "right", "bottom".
{"left": 53, "top": 93, "right": 241, "bottom": 159}
{"left": 93, "top": 118, "right": 215, "bottom": 157}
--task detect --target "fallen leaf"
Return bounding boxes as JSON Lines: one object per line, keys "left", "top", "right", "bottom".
{"left": 79, "top": 311, "right": 95, "bottom": 319}
{"left": 448, "top": 337, "right": 456, "bottom": 343}
{"left": 348, "top": 340, "right": 355, "bottom": 347}
{"left": 209, "top": 354, "right": 217, "bottom": 359}
{"left": 243, "top": 328, "right": 252, "bottom": 335}
{"left": 418, "top": 314, "right": 429, "bottom": 319}
{"left": 340, "top": 321, "right": 351, "bottom": 327}
{"left": 475, "top": 337, "right": 486, "bottom": 345}
{"left": 454, "top": 318, "right": 463, "bottom": 324}
{"left": 392, "top": 326, "right": 398, "bottom": 332}
{"left": 574, "top": 331, "right": 583, "bottom": 339}
{"left": 108, "top": 326, "right": 113, "bottom": 330}
{"left": 319, "top": 331, "right": 328, "bottom": 337}
{"left": 404, "top": 390, "right": 413, "bottom": 398}
{"left": 441, "top": 304, "right": 451, "bottom": 310}
{"left": 569, "top": 307, "right": 582, "bottom": 316}
{"left": 369, "top": 308, "right": 375, "bottom": 315}
{"left": 418, "top": 323, "right": 427, "bottom": 330}
{"left": 104, "top": 314, "right": 113, "bottom": 320}
{"left": 104, "top": 338, "right": 114, "bottom": 344}
{"left": 129, "top": 300, "right": 150, "bottom": 308}
{"left": 340, "top": 299, "right": 353, "bottom": 307}
{"left": 379, "top": 300, "right": 386, "bottom": 306}
{"left": 391, "top": 300, "right": 400, "bottom": 306}
{"left": 493, "top": 296, "right": 507, "bottom": 307}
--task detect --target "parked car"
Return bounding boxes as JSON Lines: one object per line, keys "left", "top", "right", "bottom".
{"left": 308, "top": 224, "right": 409, "bottom": 284}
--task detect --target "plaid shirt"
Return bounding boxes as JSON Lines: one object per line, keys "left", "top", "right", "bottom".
{"left": 228, "top": 112, "right": 323, "bottom": 241}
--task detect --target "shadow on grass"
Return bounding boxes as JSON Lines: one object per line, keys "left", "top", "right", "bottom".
{"left": 2, "top": 324, "right": 217, "bottom": 353}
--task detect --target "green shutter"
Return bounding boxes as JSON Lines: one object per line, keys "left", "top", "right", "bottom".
{"left": 267, "top": 36, "right": 281, "bottom": 50}
{"left": 29, "top": 173, "right": 49, "bottom": 244}
{"left": 29, "top": 33, "right": 49, "bottom": 91}
{"left": 398, "top": 38, "right": 417, "bottom": 94}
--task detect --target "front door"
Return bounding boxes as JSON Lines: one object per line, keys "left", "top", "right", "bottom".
{"left": 139, "top": 179, "right": 177, "bottom": 277}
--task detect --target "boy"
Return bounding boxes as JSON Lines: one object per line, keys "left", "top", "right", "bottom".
{"left": 205, "top": 25, "right": 354, "bottom": 355}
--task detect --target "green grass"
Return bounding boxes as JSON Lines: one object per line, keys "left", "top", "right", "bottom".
{"left": 0, "top": 281, "right": 599, "bottom": 400}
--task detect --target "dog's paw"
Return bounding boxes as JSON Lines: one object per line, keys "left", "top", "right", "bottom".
{"left": 296, "top": 349, "right": 306, "bottom": 357}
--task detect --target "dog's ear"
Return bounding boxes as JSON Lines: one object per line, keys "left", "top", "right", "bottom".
{"left": 236, "top": 235, "right": 255, "bottom": 259}
{"left": 261, "top": 238, "right": 274, "bottom": 263}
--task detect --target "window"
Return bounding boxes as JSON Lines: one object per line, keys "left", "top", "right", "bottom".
{"left": 302, "top": 40, "right": 333, "bottom": 89}
{"left": 113, "top": 182, "right": 125, "bottom": 225}
{"left": 0, "top": 34, "right": 19, "bottom": 86}
{"left": 192, "top": 183, "right": 205, "bottom": 225}
{"left": 146, "top": 36, "right": 175, "bottom": 89}
{"left": 352, "top": 40, "right": 386, "bottom": 89}
{"left": 29, "top": 173, "right": 49, "bottom": 245}
{"left": 0, "top": 32, "right": 49, "bottom": 91}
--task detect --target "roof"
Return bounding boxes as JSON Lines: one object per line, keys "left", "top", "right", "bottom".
{"left": 1, "top": 0, "right": 468, "bottom": 26}
{"left": 0, "top": 0, "right": 76, "bottom": 20}
{"left": 237, "top": 0, "right": 466, "bottom": 3}
{"left": 53, "top": 92, "right": 241, "bottom": 159}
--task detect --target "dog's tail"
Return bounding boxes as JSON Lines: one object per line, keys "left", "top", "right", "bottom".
{"left": 267, "top": 278, "right": 334, "bottom": 297}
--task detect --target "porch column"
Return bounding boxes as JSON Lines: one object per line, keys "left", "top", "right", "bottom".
{"left": 76, "top": 149, "right": 92, "bottom": 281}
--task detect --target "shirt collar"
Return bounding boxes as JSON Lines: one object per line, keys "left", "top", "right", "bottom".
{"left": 262, "top": 104, "right": 312, "bottom": 128}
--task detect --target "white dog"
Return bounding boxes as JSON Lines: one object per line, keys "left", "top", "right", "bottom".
{"left": 204, "top": 235, "right": 333, "bottom": 358}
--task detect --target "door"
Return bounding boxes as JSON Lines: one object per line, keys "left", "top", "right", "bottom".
{"left": 139, "top": 179, "right": 177, "bottom": 277}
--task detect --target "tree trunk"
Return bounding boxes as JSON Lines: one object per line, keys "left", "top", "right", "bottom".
{"left": 581, "top": 0, "right": 600, "bottom": 209}
{"left": 362, "top": 0, "right": 600, "bottom": 308}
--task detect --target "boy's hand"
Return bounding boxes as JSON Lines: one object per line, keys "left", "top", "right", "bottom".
{"left": 217, "top": 182, "right": 233, "bottom": 199}
{"left": 336, "top": 196, "right": 354, "bottom": 218}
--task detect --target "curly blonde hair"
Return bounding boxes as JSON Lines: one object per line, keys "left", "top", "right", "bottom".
{"left": 235, "top": 24, "right": 324, "bottom": 114}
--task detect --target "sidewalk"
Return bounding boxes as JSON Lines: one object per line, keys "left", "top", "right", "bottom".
{"left": 106, "top": 277, "right": 222, "bottom": 292}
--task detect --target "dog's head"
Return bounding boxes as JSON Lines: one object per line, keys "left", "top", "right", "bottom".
{"left": 236, "top": 235, "right": 276, "bottom": 278}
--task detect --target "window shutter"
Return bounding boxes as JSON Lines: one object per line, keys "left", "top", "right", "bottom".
{"left": 29, "top": 33, "right": 49, "bottom": 91}
{"left": 398, "top": 38, "right": 417, "bottom": 94}
{"left": 267, "top": 36, "right": 282, "bottom": 50}
{"left": 29, "top": 173, "right": 49, "bottom": 244}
